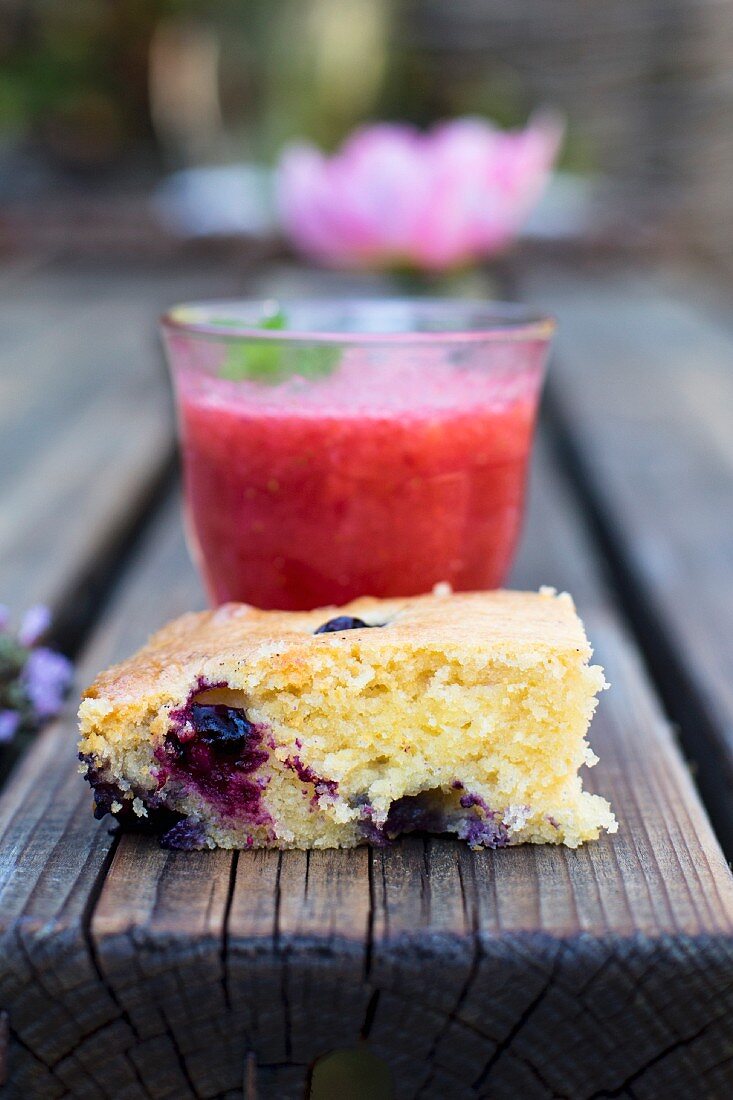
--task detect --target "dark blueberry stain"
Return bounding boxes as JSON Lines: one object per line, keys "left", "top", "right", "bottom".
{"left": 286, "top": 755, "right": 338, "bottom": 802}
{"left": 458, "top": 791, "right": 509, "bottom": 847}
{"left": 82, "top": 680, "right": 273, "bottom": 841}
{"left": 358, "top": 818, "right": 389, "bottom": 847}
{"left": 160, "top": 817, "right": 208, "bottom": 851}
{"left": 157, "top": 694, "right": 271, "bottom": 826}
{"left": 457, "top": 814, "right": 509, "bottom": 849}
{"left": 90, "top": 778, "right": 130, "bottom": 820}
{"left": 355, "top": 788, "right": 510, "bottom": 849}
{"left": 314, "top": 616, "right": 381, "bottom": 634}
{"left": 80, "top": 753, "right": 135, "bottom": 821}
{"left": 357, "top": 792, "right": 448, "bottom": 845}
{"left": 189, "top": 703, "right": 257, "bottom": 754}
{"left": 384, "top": 792, "right": 447, "bottom": 837}
{"left": 459, "top": 791, "right": 491, "bottom": 814}
{"left": 79, "top": 752, "right": 187, "bottom": 838}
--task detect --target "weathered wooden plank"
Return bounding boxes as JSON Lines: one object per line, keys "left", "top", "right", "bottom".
{"left": 520, "top": 260, "right": 733, "bottom": 854}
{"left": 277, "top": 846, "right": 372, "bottom": 1061}
{"left": 2, "top": 440, "right": 733, "bottom": 1094}
{"left": 0, "top": 494, "right": 207, "bottom": 1098}
{"left": 361, "top": 444, "right": 733, "bottom": 1098}
{"left": 0, "top": 261, "right": 245, "bottom": 634}
{"left": 93, "top": 838, "right": 242, "bottom": 1099}
{"left": 5, "top": 450, "right": 733, "bottom": 1097}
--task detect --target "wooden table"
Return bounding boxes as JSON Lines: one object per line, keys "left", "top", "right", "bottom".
{"left": 2, "top": 254, "right": 733, "bottom": 1099}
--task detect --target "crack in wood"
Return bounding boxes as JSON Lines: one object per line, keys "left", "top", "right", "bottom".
{"left": 160, "top": 1005, "right": 202, "bottom": 1100}
{"left": 360, "top": 989, "right": 381, "bottom": 1041}
{"left": 14, "top": 934, "right": 114, "bottom": 1087}
{"left": 541, "top": 378, "right": 733, "bottom": 860}
{"left": 584, "top": 1009, "right": 730, "bottom": 1099}
{"left": 6, "top": 1020, "right": 75, "bottom": 1099}
{"left": 414, "top": 858, "right": 481, "bottom": 1099}
{"left": 47, "top": 1016, "right": 124, "bottom": 1072}
{"left": 471, "top": 946, "right": 564, "bottom": 1092}
{"left": 379, "top": 855, "right": 390, "bottom": 942}
{"left": 7, "top": 1020, "right": 114, "bottom": 1100}
{"left": 414, "top": 937, "right": 482, "bottom": 1099}
{"left": 575, "top": 951, "right": 619, "bottom": 1001}
{"left": 81, "top": 834, "right": 139, "bottom": 1035}
{"left": 221, "top": 850, "right": 239, "bottom": 1013}
{"left": 273, "top": 852, "right": 283, "bottom": 951}
{"left": 273, "top": 853, "right": 294, "bottom": 1062}
{"left": 10, "top": 932, "right": 129, "bottom": 1099}
{"left": 8, "top": 1019, "right": 52, "bottom": 1070}
{"left": 79, "top": 834, "right": 158, "bottom": 1100}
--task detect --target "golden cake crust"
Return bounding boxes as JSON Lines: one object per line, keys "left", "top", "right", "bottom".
{"left": 84, "top": 588, "right": 589, "bottom": 708}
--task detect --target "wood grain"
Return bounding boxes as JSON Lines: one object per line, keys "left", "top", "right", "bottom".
{"left": 2, "top": 261, "right": 733, "bottom": 1097}
{"left": 3, "top": 451, "right": 733, "bottom": 1097}
{"left": 0, "top": 495, "right": 206, "bottom": 1098}
{"left": 0, "top": 260, "right": 246, "bottom": 636}
{"left": 520, "top": 260, "right": 733, "bottom": 855}
{"left": 359, "top": 446, "right": 733, "bottom": 1099}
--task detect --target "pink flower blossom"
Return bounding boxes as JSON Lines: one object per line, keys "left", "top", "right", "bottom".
{"left": 277, "top": 113, "right": 563, "bottom": 272}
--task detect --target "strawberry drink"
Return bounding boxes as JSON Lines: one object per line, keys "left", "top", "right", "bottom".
{"left": 162, "top": 300, "right": 553, "bottom": 610}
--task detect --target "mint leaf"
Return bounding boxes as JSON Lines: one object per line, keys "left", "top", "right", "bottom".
{"left": 220, "top": 342, "right": 282, "bottom": 381}
{"left": 211, "top": 312, "right": 287, "bottom": 332}
{"left": 290, "top": 345, "right": 341, "bottom": 380}
{"left": 217, "top": 310, "right": 340, "bottom": 383}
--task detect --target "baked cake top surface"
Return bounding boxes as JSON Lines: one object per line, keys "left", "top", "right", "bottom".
{"left": 82, "top": 589, "right": 591, "bottom": 707}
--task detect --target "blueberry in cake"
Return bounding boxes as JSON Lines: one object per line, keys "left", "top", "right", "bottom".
{"left": 78, "top": 588, "right": 617, "bottom": 850}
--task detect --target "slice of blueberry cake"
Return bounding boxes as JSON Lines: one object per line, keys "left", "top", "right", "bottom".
{"left": 78, "top": 588, "right": 617, "bottom": 851}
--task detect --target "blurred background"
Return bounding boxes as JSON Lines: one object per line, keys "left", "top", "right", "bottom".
{"left": 0, "top": 0, "right": 731, "bottom": 269}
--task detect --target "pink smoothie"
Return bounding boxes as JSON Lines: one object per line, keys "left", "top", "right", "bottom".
{"left": 175, "top": 348, "right": 542, "bottom": 610}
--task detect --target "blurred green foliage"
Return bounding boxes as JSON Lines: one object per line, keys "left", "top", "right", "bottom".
{"left": 0, "top": 0, "right": 555, "bottom": 173}
{"left": 0, "top": 0, "right": 187, "bottom": 166}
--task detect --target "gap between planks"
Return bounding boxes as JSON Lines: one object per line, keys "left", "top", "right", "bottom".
{"left": 519, "top": 257, "right": 733, "bottom": 858}
{"left": 0, "top": 258, "right": 259, "bottom": 654}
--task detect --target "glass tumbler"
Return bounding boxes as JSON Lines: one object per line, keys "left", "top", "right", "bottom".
{"left": 161, "top": 299, "right": 554, "bottom": 610}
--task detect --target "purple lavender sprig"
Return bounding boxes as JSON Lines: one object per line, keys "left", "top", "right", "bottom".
{"left": 0, "top": 605, "right": 73, "bottom": 746}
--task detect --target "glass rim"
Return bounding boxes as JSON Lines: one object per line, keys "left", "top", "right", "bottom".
{"left": 160, "top": 297, "right": 556, "bottom": 346}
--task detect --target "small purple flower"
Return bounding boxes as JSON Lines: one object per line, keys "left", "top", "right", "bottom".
{"left": 18, "top": 605, "right": 52, "bottom": 647}
{"left": 0, "top": 605, "right": 10, "bottom": 632}
{"left": 0, "top": 711, "right": 20, "bottom": 744}
{"left": 22, "top": 647, "right": 73, "bottom": 719}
